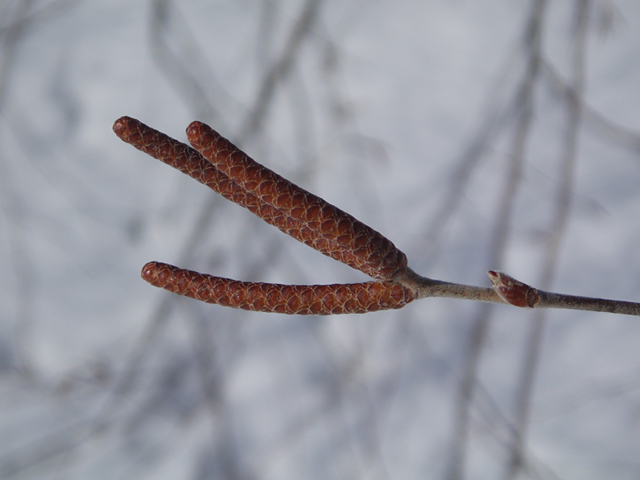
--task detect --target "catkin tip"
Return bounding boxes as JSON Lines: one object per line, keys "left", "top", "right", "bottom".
{"left": 141, "top": 262, "right": 158, "bottom": 283}
{"left": 186, "top": 121, "right": 205, "bottom": 140}
{"left": 112, "top": 116, "right": 133, "bottom": 137}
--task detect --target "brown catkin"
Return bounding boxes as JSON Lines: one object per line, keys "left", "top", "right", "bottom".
{"left": 113, "top": 116, "right": 405, "bottom": 280}
{"left": 186, "top": 121, "right": 408, "bottom": 280}
{"left": 142, "top": 262, "right": 415, "bottom": 315}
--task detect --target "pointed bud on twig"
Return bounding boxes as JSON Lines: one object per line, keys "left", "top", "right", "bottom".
{"left": 488, "top": 270, "right": 540, "bottom": 308}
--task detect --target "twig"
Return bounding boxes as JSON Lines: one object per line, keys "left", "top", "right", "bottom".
{"left": 114, "top": 117, "right": 640, "bottom": 317}
{"left": 489, "top": 270, "right": 640, "bottom": 316}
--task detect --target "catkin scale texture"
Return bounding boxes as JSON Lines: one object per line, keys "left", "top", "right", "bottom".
{"left": 186, "top": 121, "right": 408, "bottom": 280}
{"left": 142, "top": 262, "right": 414, "bottom": 315}
{"left": 113, "top": 116, "right": 405, "bottom": 280}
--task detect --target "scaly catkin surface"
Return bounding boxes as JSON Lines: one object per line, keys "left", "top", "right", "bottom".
{"left": 113, "top": 116, "right": 406, "bottom": 280}
{"left": 142, "top": 262, "right": 415, "bottom": 315}
{"left": 186, "top": 121, "right": 408, "bottom": 280}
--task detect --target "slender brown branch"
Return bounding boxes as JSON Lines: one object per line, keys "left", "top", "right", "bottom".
{"left": 536, "top": 290, "right": 640, "bottom": 315}
{"left": 396, "top": 268, "right": 503, "bottom": 304}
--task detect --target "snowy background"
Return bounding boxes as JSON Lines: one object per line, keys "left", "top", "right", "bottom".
{"left": 1, "top": 0, "right": 640, "bottom": 479}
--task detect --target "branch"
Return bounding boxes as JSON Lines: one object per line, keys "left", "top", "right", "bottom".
{"left": 488, "top": 270, "right": 640, "bottom": 316}
{"left": 114, "top": 117, "right": 640, "bottom": 317}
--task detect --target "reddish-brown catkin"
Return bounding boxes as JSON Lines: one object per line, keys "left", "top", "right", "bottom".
{"left": 113, "top": 116, "right": 402, "bottom": 280}
{"left": 142, "top": 262, "right": 415, "bottom": 315}
{"left": 186, "top": 121, "right": 408, "bottom": 280}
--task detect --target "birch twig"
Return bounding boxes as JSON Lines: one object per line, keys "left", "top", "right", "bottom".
{"left": 115, "top": 117, "right": 640, "bottom": 317}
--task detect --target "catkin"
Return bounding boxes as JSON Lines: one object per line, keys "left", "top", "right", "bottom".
{"left": 186, "top": 121, "right": 408, "bottom": 280}
{"left": 113, "top": 116, "right": 406, "bottom": 280}
{"left": 142, "top": 262, "right": 414, "bottom": 315}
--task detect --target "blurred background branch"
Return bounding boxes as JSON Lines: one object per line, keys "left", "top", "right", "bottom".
{"left": 0, "top": 1, "right": 639, "bottom": 479}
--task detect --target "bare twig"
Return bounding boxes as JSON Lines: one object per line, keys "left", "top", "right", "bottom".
{"left": 489, "top": 270, "right": 640, "bottom": 316}
{"left": 397, "top": 268, "right": 640, "bottom": 316}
